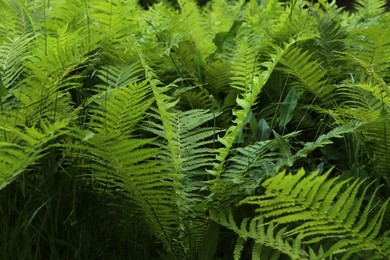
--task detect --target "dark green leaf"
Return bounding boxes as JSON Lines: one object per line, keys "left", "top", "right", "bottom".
{"left": 279, "top": 88, "right": 299, "bottom": 129}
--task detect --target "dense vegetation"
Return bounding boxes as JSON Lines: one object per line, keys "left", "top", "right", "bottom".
{"left": 1, "top": 0, "right": 390, "bottom": 259}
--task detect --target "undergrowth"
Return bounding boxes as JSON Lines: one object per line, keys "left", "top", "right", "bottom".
{"left": 0, "top": 0, "right": 389, "bottom": 259}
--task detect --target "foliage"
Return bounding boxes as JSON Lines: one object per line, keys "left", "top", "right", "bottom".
{"left": 0, "top": 0, "right": 390, "bottom": 259}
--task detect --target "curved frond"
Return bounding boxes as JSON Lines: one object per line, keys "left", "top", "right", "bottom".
{"left": 88, "top": 80, "right": 153, "bottom": 136}
{"left": 279, "top": 45, "right": 332, "bottom": 101}
{"left": 177, "top": 0, "right": 216, "bottom": 60}
{"left": 0, "top": 119, "right": 69, "bottom": 190}
{"left": 210, "top": 209, "right": 312, "bottom": 260}
{"left": 240, "top": 168, "right": 390, "bottom": 259}
{"left": 0, "top": 34, "right": 35, "bottom": 110}
{"left": 355, "top": 0, "right": 388, "bottom": 19}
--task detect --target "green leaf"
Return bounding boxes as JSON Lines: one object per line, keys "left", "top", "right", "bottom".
{"left": 279, "top": 88, "right": 299, "bottom": 129}
{"left": 257, "top": 118, "right": 271, "bottom": 141}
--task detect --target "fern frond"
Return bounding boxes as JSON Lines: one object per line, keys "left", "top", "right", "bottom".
{"left": 95, "top": 61, "right": 143, "bottom": 91}
{"left": 205, "top": 60, "right": 231, "bottom": 94}
{"left": 177, "top": 0, "right": 216, "bottom": 61}
{"left": 0, "top": 34, "right": 34, "bottom": 108}
{"left": 209, "top": 131, "right": 300, "bottom": 208}
{"left": 143, "top": 106, "right": 222, "bottom": 257}
{"left": 42, "top": 0, "right": 87, "bottom": 36}
{"left": 210, "top": 209, "right": 311, "bottom": 260}
{"left": 354, "top": 0, "right": 387, "bottom": 19}
{"left": 361, "top": 120, "right": 390, "bottom": 185}
{"left": 315, "top": 13, "right": 349, "bottom": 82}
{"left": 139, "top": 50, "right": 182, "bottom": 172}
{"left": 216, "top": 121, "right": 361, "bottom": 207}
{"left": 8, "top": 32, "right": 91, "bottom": 125}
{"left": 264, "top": 0, "right": 318, "bottom": 44}
{"left": 330, "top": 82, "right": 390, "bottom": 184}
{"left": 293, "top": 121, "right": 363, "bottom": 160}
{"left": 206, "top": 0, "right": 242, "bottom": 37}
{"left": 0, "top": 119, "right": 69, "bottom": 190}
{"left": 279, "top": 45, "right": 332, "bottom": 101}
{"left": 138, "top": 50, "right": 222, "bottom": 258}
{"left": 88, "top": 80, "right": 153, "bottom": 136}
{"left": 240, "top": 168, "right": 390, "bottom": 258}
{"left": 75, "top": 133, "right": 181, "bottom": 251}
{"left": 229, "top": 40, "right": 261, "bottom": 93}
{"left": 210, "top": 39, "right": 295, "bottom": 178}
{"left": 144, "top": 108, "right": 221, "bottom": 172}
{"left": 345, "top": 24, "right": 390, "bottom": 79}
{"left": 75, "top": 80, "right": 185, "bottom": 257}
{"left": 0, "top": 0, "right": 37, "bottom": 39}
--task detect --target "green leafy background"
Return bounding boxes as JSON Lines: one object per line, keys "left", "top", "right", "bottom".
{"left": 0, "top": 0, "right": 390, "bottom": 259}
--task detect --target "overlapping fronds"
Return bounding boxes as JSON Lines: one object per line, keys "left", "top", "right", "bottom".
{"left": 0, "top": 119, "right": 69, "bottom": 190}
{"left": 239, "top": 168, "right": 390, "bottom": 259}
{"left": 210, "top": 40, "right": 295, "bottom": 179}
{"left": 41, "top": 0, "right": 87, "bottom": 36}
{"left": 138, "top": 50, "right": 222, "bottom": 257}
{"left": 332, "top": 83, "right": 390, "bottom": 184}
{"left": 1, "top": 0, "right": 390, "bottom": 259}
{"left": 279, "top": 46, "right": 332, "bottom": 101}
{"left": 143, "top": 106, "right": 222, "bottom": 257}
{"left": 177, "top": 0, "right": 216, "bottom": 60}
{"left": 355, "top": 0, "right": 388, "bottom": 18}
{"left": 9, "top": 32, "right": 91, "bottom": 125}
{"left": 345, "top": 24, "right": 390, "bottom": 80}
{"left": 210, "top": 209, "right": 311, "bottom": 260}
{"left": 72, "top": 80, "right": 185, "bottom": 256}
{"left": 211, "top": 121, "right": 361, "bottom": 208}
{"left": 88, "top": 80, "right": 153, "bottom": 136}
{"left": 88, "top": 0, "right": 141, "bottom": 61}
{"left": 0, "top": 34, "right": 34, "bottom": 110}
{"left": 315, "top": 15, "right": 348, "bottom": 80}
{"left": 0, "top": 0, "right": 37, "bottom": 39}
{"left": 95, "top": 62, "right": 144, "bottom": 91}
{"left": 139, "top": 54, "right": 222, "bottom": 256}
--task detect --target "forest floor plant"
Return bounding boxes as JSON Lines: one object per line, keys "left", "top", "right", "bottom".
{"left": 0, "top": 0, "right": 390, "bottom": 259}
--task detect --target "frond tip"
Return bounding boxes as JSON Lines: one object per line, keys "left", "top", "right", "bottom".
{"left": 239, "top": 168, "right": 390, "bottom": 259}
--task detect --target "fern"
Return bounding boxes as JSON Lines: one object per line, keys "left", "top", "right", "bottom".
{"left": 210, "top": 209, "right": 311, "bottom": 260}
{"left": 210, "top": 39, "right": 295, "bottom": 179}
{"left": 0, "top": 34, "right": 34, "bottom": 110}
{"left": 88, "top": 0, "right": 141, "bottom": 60}
{"left": 354, "top": 0, "right": 388, "bottom": 19}
{"left": 177, "top": 0, "right": 216, "bottom": 61}
{"left": 0, "top": 0, "right": 36, "bottom": 39}
{"left": 0, "top": 119, "right": 69, "bottom": 190}
{"left": 345, "top": 24, "right": 390, "bottom": 79}
{"left": 87, "top": 80, "right": 153, "bottom": 136}
{"left": 279, "top": 45, "right": 332, "bottom": 102}
{"left": 210, "top": 121, "right": 362, "bottom": 208}
{"left": 94, "top": 61, "right": 144, "bottom": 92}
{"left": 137, "top": 50, "right": 222, "bottom": 258}
{"left": 143, "top": 106, "right": 222, "bottom": 257}
{"left": 239, "top": 168, "right": 390, "bottom": 259}
{"left": 1, "top": 0, "right": 390, "bottom": 259}
{"left": 72, "top": 80, "right": 186, "bottom": 257}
